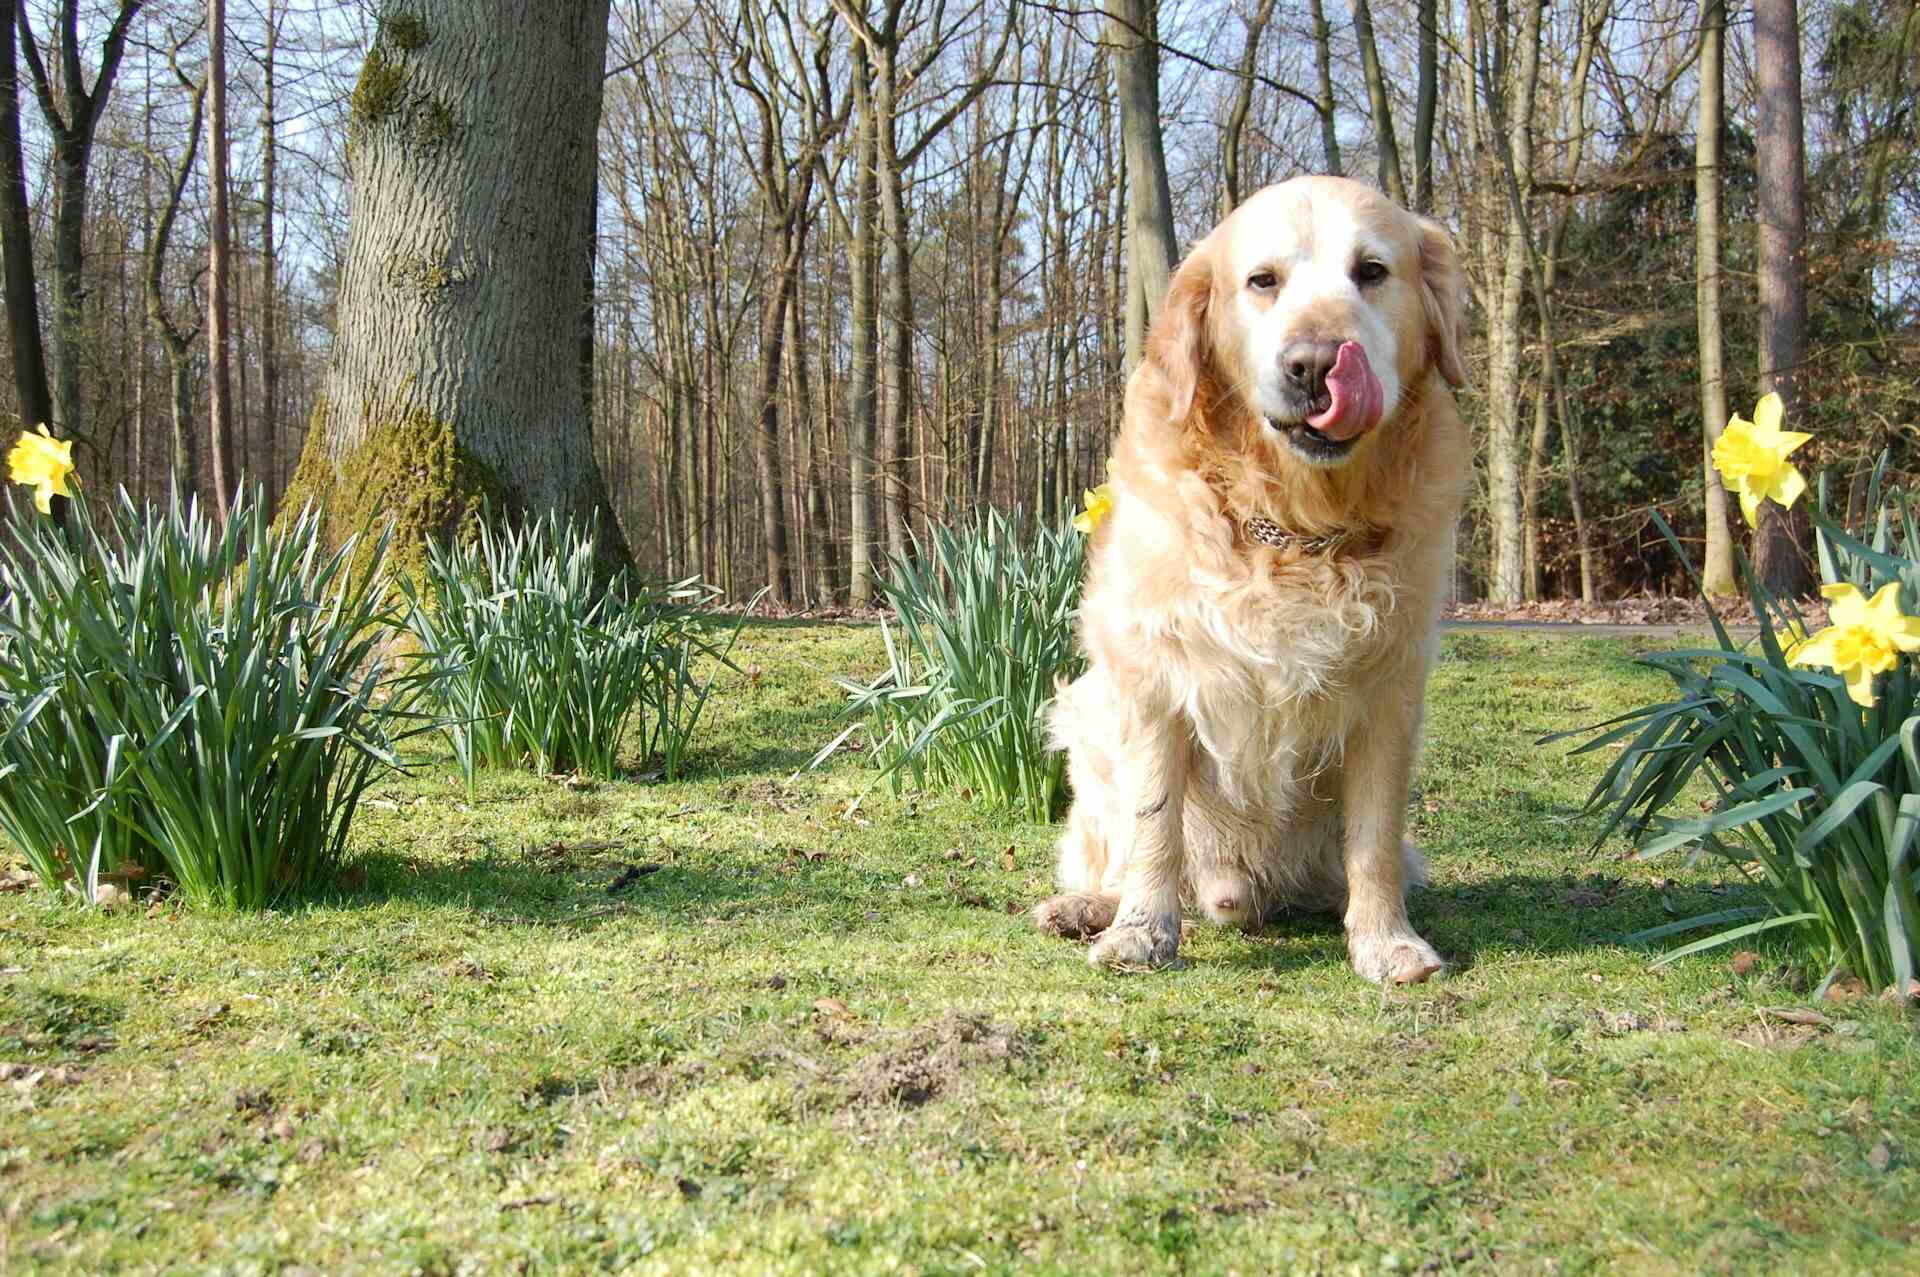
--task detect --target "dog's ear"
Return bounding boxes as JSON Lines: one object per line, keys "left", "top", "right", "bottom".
{"left": 1145, "top": 241, "right": 1214, "bottom": 421}
{"left": 1416, "top": 216, "right": 1469, "bottom": 389}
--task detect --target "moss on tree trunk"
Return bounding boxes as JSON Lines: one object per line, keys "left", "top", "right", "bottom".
{"left": 280, "top": 399, "right": 507, "bottom": 580}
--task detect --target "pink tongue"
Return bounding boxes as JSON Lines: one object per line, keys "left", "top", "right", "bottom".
{"left": 1305, "top": 341, "right": 1384, "bottom": 441}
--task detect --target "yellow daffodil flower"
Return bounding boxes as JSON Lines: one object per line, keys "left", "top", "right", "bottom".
{"left": 1072, "top": 459, "right": 1117, "bottom": 535}
{"left": 1711, "top": 392, "right": 1810, "bottom": 527}
{"left": 1072, "top": 484, "right": 1113, "bottom": 534}
{"left": 7, "top": 425, "right": 78, "bottom": 514}
{"left": 1775, "top": 618, "right": 1813, "bottom": 663}
{"left": 1787, "top": 581, "right": 1920, "bottom": 707}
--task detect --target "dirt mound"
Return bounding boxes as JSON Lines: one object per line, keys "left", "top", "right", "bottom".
{"left": 842, "top": 1012, "right": 1025, "bottom": 1109}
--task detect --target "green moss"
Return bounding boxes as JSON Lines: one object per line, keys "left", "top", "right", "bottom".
{"left": 382, "top": 12, "right": 429, "bottom": 50}
{"left": 281, "top": 400, "right": 507, "bottom": 583}
{"left": 410, "top": 98, "right": 454, "bottom": 149}
{"left": 383, "top": 254, "right": 465, "bottom": 298}
{"left": 350, "top": 47, "right": 408, "bottom": 131}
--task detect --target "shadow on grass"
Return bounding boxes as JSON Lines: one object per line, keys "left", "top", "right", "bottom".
{"left": 1075, "top": 873, "right": 1766, "bottom": 977}
{"left": 340, "top": 842, "right": 776, "bottom": 931}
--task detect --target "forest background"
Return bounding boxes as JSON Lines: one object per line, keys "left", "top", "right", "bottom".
{"left": 0, "top": 0, "right": 1911, "bottom": 608}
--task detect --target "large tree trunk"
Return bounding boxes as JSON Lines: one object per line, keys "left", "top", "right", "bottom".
{"left": 0, "top": 0, "right": 52, "bottom": 437}
{"left": 1751, "top": 0, "right": 1813, "bottom": 597}
{"left": 287, "top": 1, "right": 620, "bottom": 562}
{"left": 1696, "top": 0, "right": 1735, "bottom": 595}
{"left": 1106, "top": 0, "right": 1177, "bottom": 373}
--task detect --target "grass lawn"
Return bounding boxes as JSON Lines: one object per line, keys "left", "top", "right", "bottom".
{"left": 2, "top": 624, "right": 1916, "bottom": 1275}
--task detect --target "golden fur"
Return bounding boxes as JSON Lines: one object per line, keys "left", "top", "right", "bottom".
{"left": 1033, "top": 177, "right": 1471, "bottom": 983}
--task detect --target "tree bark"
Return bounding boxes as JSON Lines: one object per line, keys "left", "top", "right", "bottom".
{"left": 1751, "top": 0, "right": 1813, "bottom": 596}
{"left": 0, "top": 0, "right": 52, "bottom": 438}
{"left": 291, "top": 1, "right": 621, "bottom": 562}
{"left": 1696, "top": 0, "right": 1735, "bottom": 595}
{"left": 1413, "top": 0, "right": 1437, "bottom": 211}
{"left": 844, "top": 42, "right": 879, "bottom": 603}
{"left": 208, "top": 0, "right": 235, "bottom": 520}
{"left": 1106, "top": 0, "right": 1177, "bottom": 373}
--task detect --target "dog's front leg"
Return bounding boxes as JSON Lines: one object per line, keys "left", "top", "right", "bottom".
{"left": 1341, "top": 680, "right": 1445, "bottom": 985}
{"left": 1087, "top": 710, "right": 1190, "bottom": 970}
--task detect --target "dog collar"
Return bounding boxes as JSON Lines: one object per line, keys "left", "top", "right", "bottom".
{"left": 1240, "top": 515, "right": 1379, "bottom": 556}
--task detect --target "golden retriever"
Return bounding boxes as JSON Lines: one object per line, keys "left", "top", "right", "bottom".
{"left": 1033, "top": 176, "right": 1470, "bottom": 984}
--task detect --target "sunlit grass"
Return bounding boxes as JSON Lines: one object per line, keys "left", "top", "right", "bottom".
{"left": 1, "top": 625, "right": 1914, "bottom": 1274}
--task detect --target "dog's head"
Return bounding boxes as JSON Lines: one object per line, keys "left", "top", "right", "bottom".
{"left": 1148, "top": 176, "right": 1467, "bottom": 470}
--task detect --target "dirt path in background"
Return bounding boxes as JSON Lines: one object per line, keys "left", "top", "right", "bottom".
{"left": 1442, "top": 619, "right": 1760, "bottom": 639}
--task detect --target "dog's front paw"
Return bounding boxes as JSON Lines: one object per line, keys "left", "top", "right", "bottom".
{"left": 1088, "top": 916, "right": 1180, "bottom": 970}
{"left": 1348, "top": 930, "right": 1444, "bottom": 985}
{"left": 1033, "top": 892, "right": 1119, "bottom": 941}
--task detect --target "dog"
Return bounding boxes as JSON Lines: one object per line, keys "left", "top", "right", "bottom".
{"left": 1033, "top": 176, "right": 1470, "bottom": 984}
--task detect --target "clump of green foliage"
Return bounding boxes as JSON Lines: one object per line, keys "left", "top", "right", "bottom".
{"left": 401, "top": 509, "right": 753, "bottom": 786}
{"left": 1562, "top": 461, "right": 1920, "bottom": 994}
{"left": 829, "top": 509, "right": 1086, "bottom": 822}
{"left": 382, "top": 12, "right": 429, "bottom": 50}
{"left": 349, "top": 47, "right": 407, "bottom": 130}
{"left": 0, "top": 486, "right": 424, "bottom": 908}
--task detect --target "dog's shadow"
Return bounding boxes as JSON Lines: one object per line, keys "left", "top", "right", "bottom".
{"left": 1171, "top": 872, "right": 1756, "bottom": 976}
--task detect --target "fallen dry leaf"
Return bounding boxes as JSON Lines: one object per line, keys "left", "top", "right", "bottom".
{"left": 1868, "top": 1140, "right": 1895, "bottom": 1173}
{"left": 1730, "top": 950, "right": 1761, "bottom": 976}
{"left": 1759, "top": 1006, "right": 1831, "bottom": 1028}
{"left": 1824, "top": 975, "right": 1868, "bottom": 1002}
{"left": 1003, "top": 845, "right": 1017, "bottom": 872}
{"left": 812, "top": 997, "right": 856, "bottom": 1022}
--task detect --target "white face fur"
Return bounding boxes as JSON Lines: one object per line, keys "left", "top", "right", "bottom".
{"left": 1215, "top": 181, "right": 1418, "bottom": 466}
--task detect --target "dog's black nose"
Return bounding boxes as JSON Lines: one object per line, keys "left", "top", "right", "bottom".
{"left": 1280, "top": 340, "right": 1341, "bottom": 396}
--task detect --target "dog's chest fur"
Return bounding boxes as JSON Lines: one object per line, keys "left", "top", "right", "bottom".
{"left": 1127, "top": 545, "right": 1408, "bottom": 809}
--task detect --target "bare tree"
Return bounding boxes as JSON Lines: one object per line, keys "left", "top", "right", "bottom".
{"left": 145, "top": 28, "right": 206, "bottom": 491}
{"left": 1752, "top": 0, "right": 1814, "bottom": 596}
{"left": 1413, "top": 0, "right": 1437, "bottom": 211}
{"left": 1105, "top": 0, "right": 1177, "bottom": 372}
{"left": 720, "top": 0, "right": 847, "bottom": 606}
{"left": 207, "top": 0, "right": 234, "bottom": 518}
{"left": 1696, "top": 0, "right": 1734, "bottom": 595}
{"left": 15, "top": 0, "right": 146, "bottom": 442}
{"left": 0, "top": 0, "right": 52, "bottom": 438}
{"left": 1352, "top": 0, "right": 1406, "bottom": 202}
{"left": 1306, "top": 0, "right": 1341, "bottom": 174}
{"left": 1221, "top": 0, "right": 1276, "bottom": 213}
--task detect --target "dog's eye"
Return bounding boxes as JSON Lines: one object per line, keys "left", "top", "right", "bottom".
{"left": 1247, "top": 270, "right": 1278, "bottom": 292}
{"left": 1353, "top": 260, "right": 1390, "bottom": 286}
